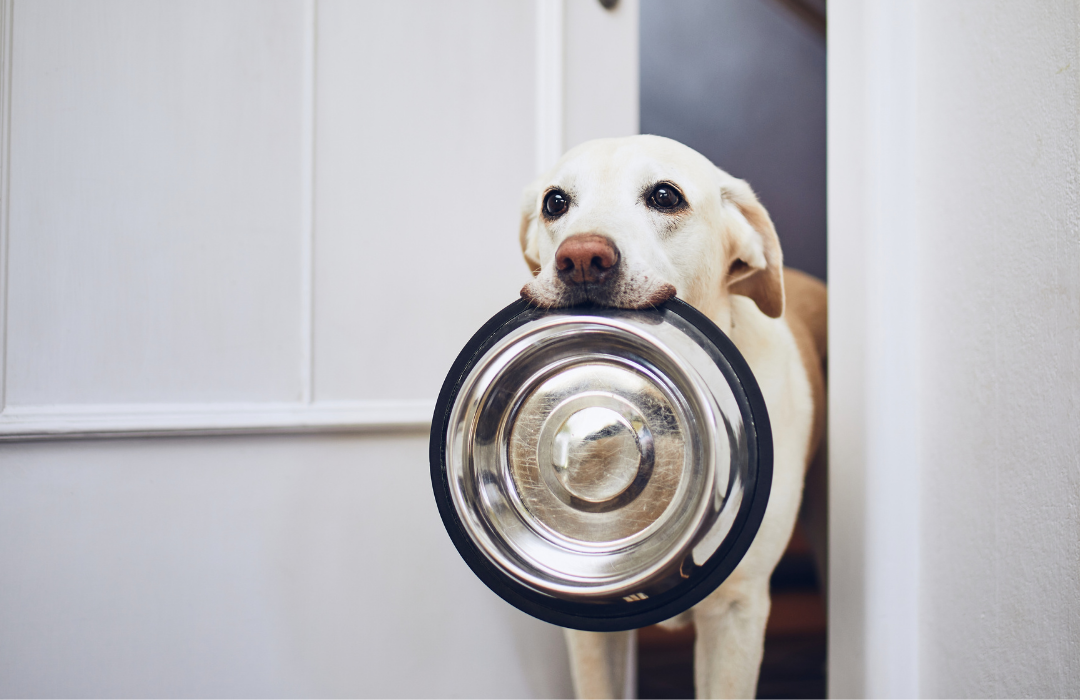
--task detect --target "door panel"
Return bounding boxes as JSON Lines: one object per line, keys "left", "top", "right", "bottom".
{"left": 312, "top": 0, "right": 536, "bottom": 402}
{"left": 7, "top": 0, "right": 307, "bottom": 404}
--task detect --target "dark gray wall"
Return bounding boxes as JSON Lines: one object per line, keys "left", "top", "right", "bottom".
{"left": 640, "top": 0, "right": 827, "bottom": 280}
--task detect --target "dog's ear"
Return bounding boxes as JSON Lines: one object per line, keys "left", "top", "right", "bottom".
{"left": 721, "top": 178, "right": 784, "bottom": 318}
{"left": 519, "top": 180, "right": 543, "bottom": 276}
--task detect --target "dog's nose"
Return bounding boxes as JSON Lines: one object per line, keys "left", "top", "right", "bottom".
{"left": 555, "top": 235, "right": 620, "bottom": 285}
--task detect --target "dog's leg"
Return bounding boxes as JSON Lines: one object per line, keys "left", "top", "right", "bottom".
{"left": 692, "top": 578, "right": 771, "bottom": 699}
{"left": 564, "top": 628, "right": 636, "bottom": 699}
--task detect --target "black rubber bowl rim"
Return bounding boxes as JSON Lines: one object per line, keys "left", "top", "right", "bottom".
{"left": 429, "top": 298, "right": 773, "bottom": 632}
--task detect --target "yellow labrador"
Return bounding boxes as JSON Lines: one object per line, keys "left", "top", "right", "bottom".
{"left": 518, "top": 135, "right": 826, "bottom": 699}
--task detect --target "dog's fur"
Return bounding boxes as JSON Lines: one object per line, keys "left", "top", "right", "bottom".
{"left": 517, "top": 135, "right": 827, "bottom": 699}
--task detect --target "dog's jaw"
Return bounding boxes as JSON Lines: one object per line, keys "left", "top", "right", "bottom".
{"left": 520, "top": 271, "right": 677, "bottom": 309}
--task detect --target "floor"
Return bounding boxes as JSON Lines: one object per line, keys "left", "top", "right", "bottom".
{"left": 637, "top": 526, "right": 826, "bottom": 699}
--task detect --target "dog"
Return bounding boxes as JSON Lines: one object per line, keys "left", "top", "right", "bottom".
{"left": 517, "top": 135, "right": 826, "bottom": 699}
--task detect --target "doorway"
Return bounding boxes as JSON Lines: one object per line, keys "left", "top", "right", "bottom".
{"left": 636, "top": 1, "right": 827, "bottom": 696}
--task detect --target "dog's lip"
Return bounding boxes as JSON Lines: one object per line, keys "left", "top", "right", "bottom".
{"left": 539, "top": 283, "right": 615, "bottom": 308}
{"left": 542, "top": 283, "right": 677, "bottom": 310}
{"left": 578, "top": 275, "right": 678, "bottom": 308}
{"left": 580, "top": 283, "right": 614, "bottom": 304}
{"left": 522, "top": 268, "right": 678, "bottom": 310}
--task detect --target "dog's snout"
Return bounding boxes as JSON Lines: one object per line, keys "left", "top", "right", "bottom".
{"left": 555, "top": 235, "right": 620, "bottom": 285}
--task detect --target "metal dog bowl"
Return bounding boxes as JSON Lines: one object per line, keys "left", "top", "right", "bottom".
{"left": 430, "top": 298, "right": 772, "bottom": 631}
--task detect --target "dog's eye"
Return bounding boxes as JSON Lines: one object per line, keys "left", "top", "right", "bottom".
{"left": 649, "top": 185, "right": 683, "bottom": 210}
{"left": 544, "top": 190, "right": 570, "bottom": 218}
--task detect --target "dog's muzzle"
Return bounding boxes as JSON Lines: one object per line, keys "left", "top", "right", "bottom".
{"left": 430, "top": 298, "right": 773, "bottom": 631}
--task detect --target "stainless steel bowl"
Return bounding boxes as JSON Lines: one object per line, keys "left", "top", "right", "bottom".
{"left": 430, "top": 298, "right": 771, "bottom": 631}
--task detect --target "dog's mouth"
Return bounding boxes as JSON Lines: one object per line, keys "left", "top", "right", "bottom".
{"left": 520, "top": 271, "right": 677, "bottom": 310}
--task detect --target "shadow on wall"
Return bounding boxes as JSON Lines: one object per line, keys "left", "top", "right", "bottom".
{"left": 640, "top": 0, "right": 827, "bottom": 281}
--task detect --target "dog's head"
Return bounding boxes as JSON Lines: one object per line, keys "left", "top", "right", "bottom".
{"left": 519, "top": 135, "right": 783, "bottom": 324}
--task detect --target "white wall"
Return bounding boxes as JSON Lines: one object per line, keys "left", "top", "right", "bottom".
{"left": 0, "top": 0, "right": 638, "bottom": 696}
{"left": 829, "top": 1, "right": 1080, "bottom": 697}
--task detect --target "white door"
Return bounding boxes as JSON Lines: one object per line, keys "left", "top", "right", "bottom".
{"left": 0, "top": 1, "right": 638, "bottom": 695}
